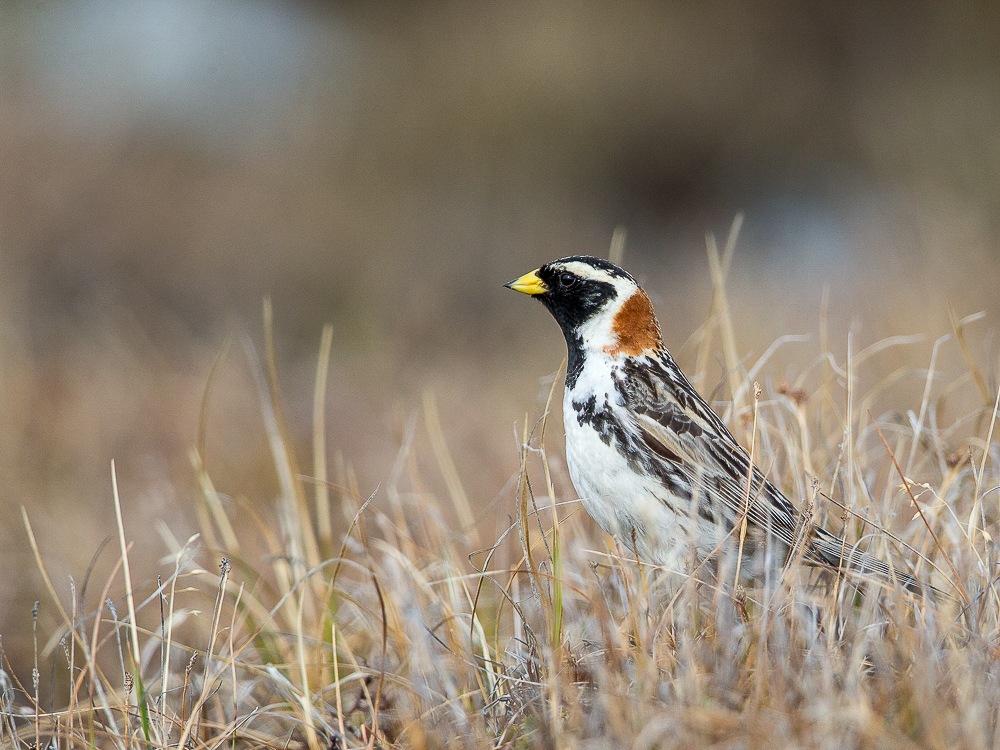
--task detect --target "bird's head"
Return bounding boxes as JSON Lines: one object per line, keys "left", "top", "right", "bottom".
{"left": 505, "top": 256, "right": 662, "bottom": 358}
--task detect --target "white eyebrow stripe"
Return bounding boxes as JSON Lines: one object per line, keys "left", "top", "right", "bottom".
{"left": 557, "top": 260, "right": 616, "bottom": 282}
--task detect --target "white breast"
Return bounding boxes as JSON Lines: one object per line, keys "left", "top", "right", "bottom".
{"left": 562, "top": 357, "right": 692, "bottom": 571}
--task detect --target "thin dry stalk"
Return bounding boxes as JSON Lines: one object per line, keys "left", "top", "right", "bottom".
{"left": 734, "top": 382, "right": 762, "bottom": 586}
{"left": 870, "top": 413, "right": 970, "bottom": 605}
{"left": 314, "top": 324, "right": 335, "bottom": 547}
{"left": 195, "top": 336, "right": 239, "bottom": 554}
{"left": 424, "top": 391, "right": 477, "bottom": 541}
{"left": 110, "top": 462, "right": 143, "bottom": 693}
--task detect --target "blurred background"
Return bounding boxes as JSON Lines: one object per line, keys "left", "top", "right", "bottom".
{"left": 2, "top": 1, "right": 1000, "bottom": 669}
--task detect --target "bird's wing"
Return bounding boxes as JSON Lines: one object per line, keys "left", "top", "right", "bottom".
{"left": 616, "top": 355, "right": 800, "bottom": 548}
{"left": 632, "top": 411, "right": 799, "bottom": 548}
{"left": 618, "top": 354, "right": 935, "bottom": 595}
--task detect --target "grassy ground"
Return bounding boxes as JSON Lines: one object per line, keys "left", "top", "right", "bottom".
{"left": 4, "top": 240, "right": 1000, "bottom": 749}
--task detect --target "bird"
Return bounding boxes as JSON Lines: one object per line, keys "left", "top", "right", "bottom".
{"left": 505, "top": 255, "right": 926, "bottom": 594}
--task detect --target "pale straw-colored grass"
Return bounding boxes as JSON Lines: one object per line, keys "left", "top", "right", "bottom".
{"left": 6, "top": 231, "right": 1000, "bottom": 749}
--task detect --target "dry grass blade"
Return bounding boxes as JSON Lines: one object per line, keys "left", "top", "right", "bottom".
{"left": 368, "top": 572, "right": 388, "bottom": 750}
{"left": 194, "top": 336, "right": 239, "bottom": 553}
{"left": 970, "top": 382, "right": 1000, "bottom": 545}
{"left": 949, "top": 306, "right": 990, "bottom": 403}
{"left": 734, "top": 382, "right": 761, "bottom": 587}
{"left": 869, "top": 411, "right": 969, "bottom": 605}
{"left": 261, "top": 300, "right": 321, "bottom": 574}
{"left": 517, "top": 416, "right": 547, "bottom": 609}
{"left": 424, "top": 390, "right": 476, "bottom": 539}
{"left": 696, "top": 214, "right": 743, "bottom": 406}
{"left": 608, "top": 225, "right": 627, "bottom": 266}
{"left": 313, "top": 323, "right": 335, "bottom": 547}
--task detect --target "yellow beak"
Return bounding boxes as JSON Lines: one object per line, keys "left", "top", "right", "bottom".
{"left": 504, "top": 269, "right": 548, "bottom": 295}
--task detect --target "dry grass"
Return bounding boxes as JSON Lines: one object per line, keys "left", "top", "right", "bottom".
{"left": 5, "top": 236, "right": 1000, "bottom": 749}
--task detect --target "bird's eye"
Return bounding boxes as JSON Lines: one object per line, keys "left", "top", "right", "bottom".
{"left": 558, "top": 272, "right": 576, "bottom": 288}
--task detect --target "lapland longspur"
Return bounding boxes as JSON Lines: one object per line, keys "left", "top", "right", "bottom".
{"left": 507, "top": 255, "right": 925, "bottom": 592}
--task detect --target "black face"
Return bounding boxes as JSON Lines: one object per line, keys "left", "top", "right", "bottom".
{"left": 531, "top": 256, "right": 632, "bottom": 387}
{"left": 534, "top": 259, "right": 619, "bottom": 336}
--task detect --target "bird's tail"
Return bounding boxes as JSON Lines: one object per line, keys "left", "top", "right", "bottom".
{"left": 806, "top": 526, "right": 935, "bottom": 598}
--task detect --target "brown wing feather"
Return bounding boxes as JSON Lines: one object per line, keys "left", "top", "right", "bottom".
{"left": 619, "top": 352, "right": 933, "bottom": 595}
